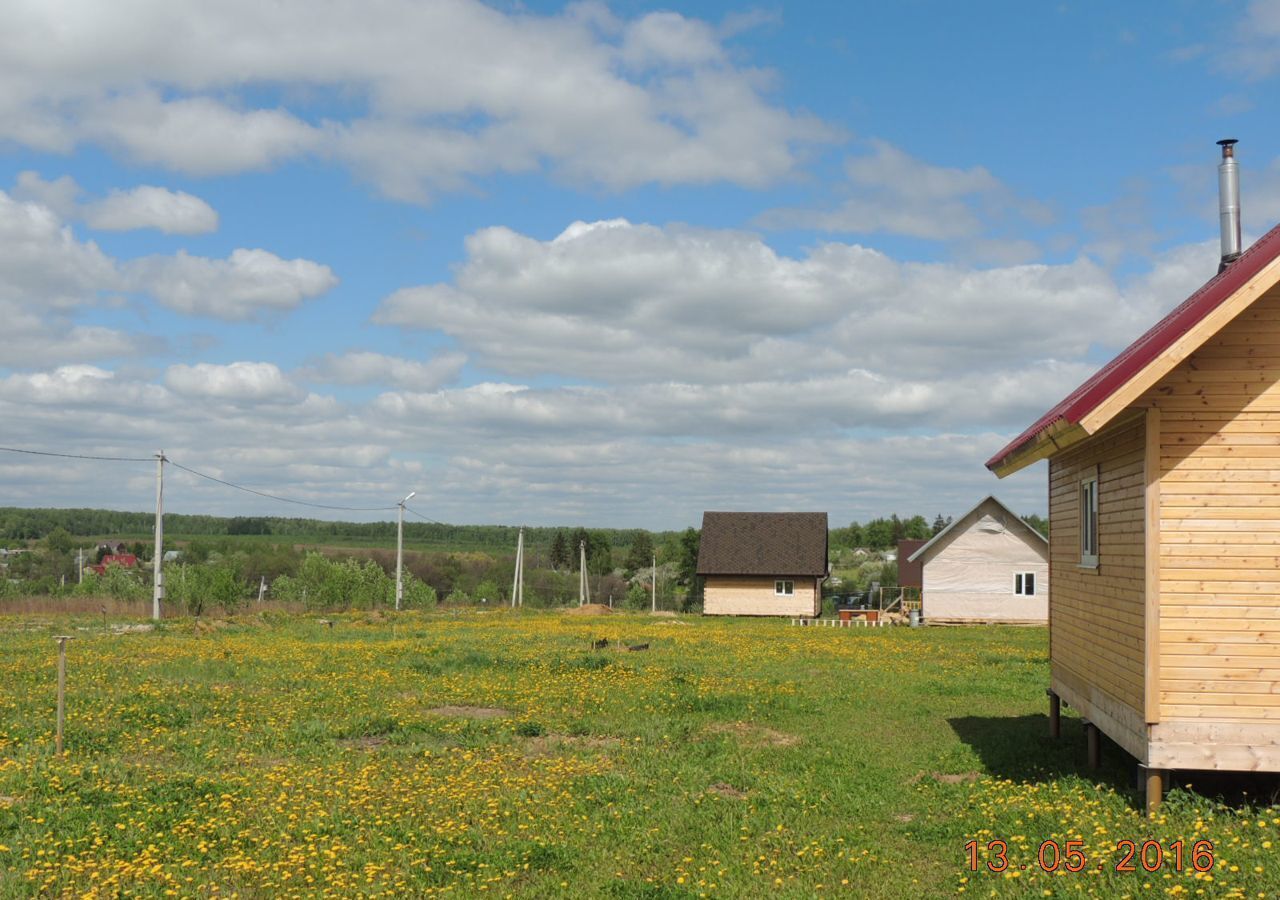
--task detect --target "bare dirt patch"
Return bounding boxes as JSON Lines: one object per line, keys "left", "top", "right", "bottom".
{"left": 895, "top": 813, "right": 915, "bottom": 823}
{"left": 427, "top": 705, "right": 511, "bottom": 719}
{"left": 523, "top": 733, "right": 621, "bottom": 756}
{"left": 705, "top": 722, "right": 800, "bottom": 748}
{"left": 708, "top": 782, "right": 747, "bottom": 799}
{"left": 909, "top": 771, "right": 982, "bottom": 785}
{"left": 563, "top": 604, "right": 613, "bottom": 616}
{"left": 111, "top": 623, "right": 156, "bottom": 634}
{"left": 338, "top": 736, "right": 389, "bottom": 750}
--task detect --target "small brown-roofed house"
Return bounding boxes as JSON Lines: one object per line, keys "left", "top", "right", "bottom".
{"left": 697, "top": 512, "right": 828, "bottom": 617}
{"left": 987, "top": 141, "right": 1280, "bottom": 812}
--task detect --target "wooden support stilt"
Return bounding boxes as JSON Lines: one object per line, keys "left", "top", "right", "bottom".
{"left": 1048, "top": 690, "right": 1061, "bottom": 739}
{"left": 1144, "top": 767, "right": 1167, "bottom": 816}
{"left": 1085, "top": 721, "right": 1101, "bottom": 769}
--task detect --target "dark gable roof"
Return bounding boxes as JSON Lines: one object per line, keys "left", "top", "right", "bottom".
{"left": 696, "top": 511, "right": 828, "bottom": 577}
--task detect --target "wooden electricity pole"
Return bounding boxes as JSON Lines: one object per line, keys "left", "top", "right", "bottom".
{"left": 652, "top": 554, "right": 657, "bottom": 613}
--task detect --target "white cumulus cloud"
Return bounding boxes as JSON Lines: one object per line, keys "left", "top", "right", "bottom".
{"left": 164, "top": 361, "right": 304, "bottom": 403}
{"left": 374, "top": 218, "right": 1209, "bottom": 386}
{"left": 82, "top": 185, "right": 219, "bottom": 234}
{"left": 303, "top": 351, "right": 466, "bottom": 391}
{"left": 130, "top": 248, "right": 338, "bottom": 319}
{"left": 0, "top": 0, "right": 833, "bottom": 201}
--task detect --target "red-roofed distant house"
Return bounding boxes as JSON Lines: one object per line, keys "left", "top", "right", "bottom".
{"left": 988, "top": 142, "right": 1280, "bottom": 812}
{"left": 89, "top": 554, "right": 138, "bottom": 576}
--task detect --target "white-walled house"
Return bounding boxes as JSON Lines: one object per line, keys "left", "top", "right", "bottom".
{"left": 907, "top": 496, "right": 1048, "bottom": 623}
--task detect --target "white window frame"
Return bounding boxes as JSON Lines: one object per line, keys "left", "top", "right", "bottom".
{"left": 1079, "top": 466, "right": 1099, "bottom": 569}
{"left": 775, "top": 579, "right": 794, "bottom": 596}
{"left": 1014, "top": 571, "right": 1037, "bottom": 596}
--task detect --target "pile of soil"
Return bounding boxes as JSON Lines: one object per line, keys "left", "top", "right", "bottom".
{"left": 562, "top": 604, "right": 613, "bottom": 616}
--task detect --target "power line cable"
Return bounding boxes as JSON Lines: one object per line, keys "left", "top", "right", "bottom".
{"left": 1, "top": 443, "right": 403, "bottom": 513}
{"left": 0, "top": 446, "right": 153, "bottom": 462}
{"left": 403, "top": 505, "right": 444, "bottom": 525}
{"left": 165, "top": 458, "right": 400, "bottom": 513}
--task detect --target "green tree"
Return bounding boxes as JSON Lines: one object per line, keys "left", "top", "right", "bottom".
{"left": 676, "top": 528, "right": 702, "bottom": 611}
{"left": 549, "top": 531, "right": 569, "bottom": 571}
{"left": 624, "top": 581, "right": 650, "bottom": 610}
{"left": 903, "top": 515, "right": 931, "bottom": 540}
{"left": 1022, "top": 513, "right": 1049, "bottom": 538}
{"left": 227, "top": 517, "right": 270, "bottom": 535}
{"left": 862, "top": 518, "right": 894, "bottom": 550}
{"left": 100, "top": 562, "right": 148, "bottom": 601}
{"left": 165, "top": 560, "right": 246, "bottom": 616}
{"left": 45, "top": 527, "right": 73, "bottom": 555}
{"left": 400, "top": 573, "right": 437, "bottom": 608}
{"left": 931, "top": 514, "right": 948, "bottom": 535}
{"left": 624, "top": 531, "right": 654, "bottom": 573}
{"left": 587, "top": 531, "right": 612, "bottom": 575}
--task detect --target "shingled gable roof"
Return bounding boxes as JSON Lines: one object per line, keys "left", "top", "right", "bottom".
{"left": 696, "top": 511, "right": 828, "bottom": 577}
{"left": 987, "top": 222, "right": 1280, "bottom": 477}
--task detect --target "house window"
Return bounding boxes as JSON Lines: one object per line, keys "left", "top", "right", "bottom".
{"left": 1014, "top": 572, "right": 1036, "bottom": 596}
{"left": 775, "top": 580, "right": 794, "bottom": 596}
{"left": 1080, "top": 470, "right": 1099, "bottom": 568}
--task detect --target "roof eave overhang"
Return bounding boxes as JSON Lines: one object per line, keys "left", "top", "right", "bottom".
{"left": 988, "top": 419, "right": 1090, "bottom": 478}
{"left": 986, "top": 225, "right": 1280, "bottom": 480}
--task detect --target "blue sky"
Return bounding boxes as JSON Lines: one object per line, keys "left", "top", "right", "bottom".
{"left": 3, "top": 0, "right": 1280, "bottom": 529}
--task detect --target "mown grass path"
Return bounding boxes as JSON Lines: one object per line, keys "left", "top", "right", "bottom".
{"left": 1, "top": 612, "right": 1276, "bottom": 897}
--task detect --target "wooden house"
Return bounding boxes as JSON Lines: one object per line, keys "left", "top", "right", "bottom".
{"left": 987, "top": 143, "right": 1280, "bottom": 810}
{"left": 906, "top": 496, "right": 1048, "bottom": 624}
{"left": 88, "top": 553, "right": 138, "bottom": 576}
{"left": 896, "top": 539, "right": 927, "bottom": 591}
{"left": 697, "top": 512, "right": 827, "bottom": 617}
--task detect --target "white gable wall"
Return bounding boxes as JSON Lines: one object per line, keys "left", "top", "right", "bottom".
{"left": 922, "top": 510, "right": 1048, "bottom": 623}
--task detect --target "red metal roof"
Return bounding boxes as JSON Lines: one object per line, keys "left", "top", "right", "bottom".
{"left": 986, "top": 223, "right": 1280, "bottom": 472}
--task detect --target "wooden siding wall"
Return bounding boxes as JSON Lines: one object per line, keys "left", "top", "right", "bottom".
{"left": 1049, "top": 413, "right": 1147, "bottom": 753}
{"left": 1146, "top": 284, "right": 1280, "bottom": 723}
{"left": 702, "top": 576, "right": 821, "bottom": 617}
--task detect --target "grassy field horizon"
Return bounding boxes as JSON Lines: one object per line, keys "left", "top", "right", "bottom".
{"left": 1, "top": 612, "right": 1276, "bottom": 897}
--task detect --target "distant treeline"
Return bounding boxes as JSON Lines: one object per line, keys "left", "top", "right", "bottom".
{"left": 0, "top": 506, "right": 681, "bottom": 555}
{"left": 831, "top": 511, "right": 1048, "bottom": 550}
{"left": 0, "top": 506, "right": 1048, "bottom": 555}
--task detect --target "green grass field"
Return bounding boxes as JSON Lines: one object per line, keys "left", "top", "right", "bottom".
{"left": 1, "top": 612, "right": 1276, "bottom": 898}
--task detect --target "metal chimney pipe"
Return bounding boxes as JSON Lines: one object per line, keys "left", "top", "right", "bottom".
{"left": 1218, "top": 139, "right": 1241, "bottom": 266}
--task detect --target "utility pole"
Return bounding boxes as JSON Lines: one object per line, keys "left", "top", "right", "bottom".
{"left": 77, "top": 547, "right": 83, "bottom": 585}
{"left": 511, "top": 528, "right": 524, "bottom": 608}
{"left": 152, "top": 451, "right": 165, "bottom": 621}
{"left": 579, "top": 540, "right": 588, "bottom": 606}
{"left": 652, "top": 554, "right": 657, "bottom": 613}
{"left": 55, "top": 635, "right": 72, "bottom": 755}
{"left": 396, "top": 491, "right": 416, "bottom": 611}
